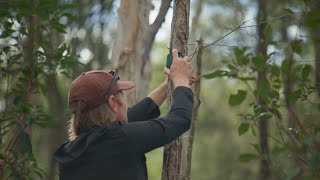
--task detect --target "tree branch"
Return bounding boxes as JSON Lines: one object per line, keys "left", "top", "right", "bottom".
{"left": 140, "top": 0, "right": 172, "bottom": 74}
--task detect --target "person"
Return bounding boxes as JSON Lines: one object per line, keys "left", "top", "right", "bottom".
{"left": 53, "top": 49, "right": 194, "bottom": 180}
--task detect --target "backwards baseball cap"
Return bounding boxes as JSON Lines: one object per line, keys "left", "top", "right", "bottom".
{"left": 68, "top": 70, "right": 135, "bottom": 111}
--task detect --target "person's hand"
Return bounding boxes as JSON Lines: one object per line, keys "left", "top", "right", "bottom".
{"left": 164, "top": 67, "right": 196, "bottom": 85}
{"left": 166, "top": 49, "right": 194, "bottom": 89}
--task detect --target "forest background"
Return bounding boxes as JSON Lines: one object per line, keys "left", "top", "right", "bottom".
{"left": 0, "top": 0, "right": 319, "bottom": 179}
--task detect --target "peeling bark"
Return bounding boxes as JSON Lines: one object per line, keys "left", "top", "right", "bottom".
{"left": 112, "top": 0, "right": 171, "bottom": 106}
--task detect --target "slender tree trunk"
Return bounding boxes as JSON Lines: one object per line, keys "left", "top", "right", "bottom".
{"left": 256, "top": 0, "right": 270, "bottom": 179}
{"left": 313, "top": 25, "right": 320, "bottom": 97}
{"left": 112, "top": 0, "right": 151, "bottom": 105}
{"left": 70, "top": 0, "right": 86, "bottom": 80}
{"left": 112, "top": 0, "right": 171, "bottom": 106}
{"left": 181, "top": 38, "right": 203, "bottom": 180}
{"left": 162, "top": 1, "right": 190, "bottom": 180}
{"left": 44, "top": 30, "right": 68, "bottom": 179}
{"left": 281, "top": 23, "right": 298, "bottom": 132}
{"left": 45, "top": 74, "right": 68, "bottom": 180}
{"left": 315, "top": 40, "right": 320, "bottom": 97}
{"left": 281, "top": 21, "right": 308, "bottom": 178}
{"left": 180, "top": 0, "right": 203, "bottom": 178}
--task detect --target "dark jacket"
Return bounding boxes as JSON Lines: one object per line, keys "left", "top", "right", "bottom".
{"left": 53, "top": 87, "right": 193, "bottom": 180}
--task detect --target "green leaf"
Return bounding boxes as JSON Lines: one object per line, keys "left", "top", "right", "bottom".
{"left": 252, "top": 56, "right": 266, "bottom": 71}
{"left": 281, "top": 59, "right": 290, "bottom": 74}
{"left": 227, "top": 64, "right": 239, "bottom": 76}
{"left": 289, "top": 89, "right": 302, "bottom": 103}
{"left": 258, "top": 112, "right": 273, "bottom": 120}
{"left": 253, "top": 105, "right": 262, "bottom": 114}
{"left": 251, "top": 125, "right": 256, "bottom": 136}
{"left": 17, "top": 132, "right": 32, "bottom": 155}
{"left": 50, "top": 20, "right": 67, "bottom": 33}
{"left": 234, "top": 47, "right": 249, "bottom": 65}
{"left": 2, "top": 46, "right": 11, "bottom": 54}
{"left": 257, "top": 78, "right": 270, "bottom": 99}
{"left": 270, "top": 65, "right": 280, "bottom": 77}
{"left": 291, "top": 40, "right": 303, "bottom": 54}
{"left": 36, "top": 0, "right": 53, "bottom": 15}
{"left": 283, "top": 8, "right": 294, "bottom": 14}
{"left": 272, "top": 79, "right": 281, "bottom": 90}
{"left": 238, "top": 153, "right": 259, "bottom": 162}
{"left": 238, "top": 123, "right": 250, "bottom": 136}
{"left": 250, "top": 143, "right": 260, "bottom": 153}
{"left": 203, "top": 70, "right": 228, "bottom": 79}
{"left": 229, "top": 90, "right": 247, "bottom": 106}
{"left": 301, "top": 64, "right": 311, "bottom": 80}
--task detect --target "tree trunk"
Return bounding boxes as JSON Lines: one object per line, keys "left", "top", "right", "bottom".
{"left": 112, "top": 0, "right": 171, "bottom": 106}
{"left": 162, "top": 1, "right": 190, "bottom": 180}
{"left": 180, "top": 0, "right": 203, "bottom": 179}
{"left": 181, "top": 38, "right": 203, "bottom": 180}
{"left": 45, "top": 74, "right": 68, "bottom": 180}
{"left": 112, "top": 0, "right": 151, "bottom": 106}
{"left": 313, "top": 24, "right": 320, "bottom": 97}
{"left": 256, "top": 0, "right": 270, "bottom": 179}
{"left": 315, "top": 39, "right": 320, "bottom": 98}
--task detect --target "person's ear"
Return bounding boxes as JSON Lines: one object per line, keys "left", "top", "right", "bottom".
{"left": 108, "top": 95, "right": 118, "bottom": 113}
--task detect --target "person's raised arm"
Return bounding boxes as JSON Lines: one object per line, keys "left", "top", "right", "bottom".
{"left": 127, "top": 49, "right": 195, "bottom": 122}
{"left": 147, "top": 80, "right": 167, "bottom": 107}
{"left": 122, "top": 49, "right": 195, "bottom": 153}
{"left": 127, "top": 80, "right": 167, "bottom": 123}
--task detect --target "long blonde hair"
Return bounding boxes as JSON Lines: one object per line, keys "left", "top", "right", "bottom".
{"left": 68, "top": 93, "right": 123, "bottom": 141}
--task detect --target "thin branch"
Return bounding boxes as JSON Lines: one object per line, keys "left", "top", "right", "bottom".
{"left": 188, "top": 43, "right": 237, "bottom": 48}
{"left": 141, "top": 0, "right": 172, "bottom": 74}
{"left": 275, "top": 115, "right": 286, "bottom": 144}
{"left": 268, "top": 135, "right": 284, "bottom": 145}
{"left": 292, "top": 153, "right": 309, "bottom": 167}
{"left": 203, "top": 18, "right": 253, "bottom": 49}
{"left": 268, "top": 133, "right": 309, "bottom": 166}
{"left": 150, "top": 0, "right": 172, "bottom": 32}
{"left": 189, "top": 43, "right": 199, "bottom": 61}
{"left": 0, "top": 122, "right": 15, "bottom": 131}
{"left": 240, "top": 13, "right": 292, "bottom": 28}
{"left": 188, "top": 11, "right": 305, "bottom": 58}
{"left": 2, "top": 73, "right": 10, "bottom": 120}
{"left": 289, "top": 0, "right": 295, "bottom": 8}
{"left": 242, "top": 80, "right": 257, "bottom": 103}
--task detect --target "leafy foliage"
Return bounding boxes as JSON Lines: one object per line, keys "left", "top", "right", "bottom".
{"left": 0, "top": 0, "right": 76, "bottom": 178}
{"left": 203, "top": 17, "right": 320, "bottom": 179}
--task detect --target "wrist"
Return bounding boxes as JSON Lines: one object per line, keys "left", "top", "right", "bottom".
{"left": 173, "top": 79, "right": 190, "bottom": 89}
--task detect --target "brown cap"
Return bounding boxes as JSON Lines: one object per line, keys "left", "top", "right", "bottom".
{"left": 68, "top": 70, "right": 135, "bottom": 111}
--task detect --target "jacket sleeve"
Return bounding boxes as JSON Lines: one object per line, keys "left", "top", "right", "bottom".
{"left": 121, "top": 86, "right": 193, "bottom": 154}
{"left": 127, "top": 97, "right": 160, "bottom": 123}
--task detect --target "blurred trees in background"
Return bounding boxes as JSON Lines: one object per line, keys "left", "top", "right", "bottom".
{"left": 0, "top": 0, "right": 319, "bottom": 179}
{"left": 112, "top": 0, "right": 171, "bottom": 106}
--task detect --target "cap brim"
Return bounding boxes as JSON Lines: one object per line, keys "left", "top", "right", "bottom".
{"left": 117, "top": 81, "right": 135, "bottom": 90}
